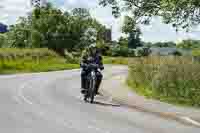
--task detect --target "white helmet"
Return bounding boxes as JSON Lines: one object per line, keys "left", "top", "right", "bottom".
{"left": 84, "top": 27, "right": 97, "bottom": 43}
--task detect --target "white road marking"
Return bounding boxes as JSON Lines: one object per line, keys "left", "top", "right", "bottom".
{"left": 180, "top": 116, "right": 200, "bottom": 127}
{"left": 0, "top": 69, "right": 80, "bottom": 79}
{"left": 87, "top": 125, "right": 106, "bottom": 133}
{"left": 16, "top": 77, "right": 54, "bottom": 105}
{"left": 17, "top": 81, "right": 34, "bottom": 105}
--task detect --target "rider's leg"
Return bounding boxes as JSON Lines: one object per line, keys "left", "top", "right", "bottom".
{"left": 81, "top": 70, "right": 87, "bottom": 94}
{"left": 95, "top": 71, "right": 103, "bottom": 94}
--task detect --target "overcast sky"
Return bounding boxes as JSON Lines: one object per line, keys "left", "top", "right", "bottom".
{"left": 0, "top": 0, "right": 200, "bottom": 42}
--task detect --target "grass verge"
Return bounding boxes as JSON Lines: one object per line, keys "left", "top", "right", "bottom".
{"left": 103, "top": 56, "right": 128, "bottom": 65}
{"left": 127, "top": 56, "right": 200, "bottom": 108}
{"left": 0, "top": 48, "right": 79, "bottom": 74}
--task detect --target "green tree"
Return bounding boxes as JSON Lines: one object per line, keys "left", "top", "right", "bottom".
{"left": 72, "top": 8, "right": 91, "bottom": 19}
{"left": 122, "top": 16, "right": 142, "bottom": 49}
{"left": 5, "top": 3, "right": 107, "bottom": 56}
{"left": 128, "top": 28, "right": 142, "bottom": 49}
{"left": 0, "top": 34, "right": 7, "bottom": 47}
{"left": 99, "top": 0, "right": 200, "bottom": 30}
{"left": 118, "top": 37, "right": 128, "bottom": 47}
{"left": 122, "top": 16, "right": 136, "bottom": 34}
{"left": 177, "top": 39, "right": 200, "bottom": 49}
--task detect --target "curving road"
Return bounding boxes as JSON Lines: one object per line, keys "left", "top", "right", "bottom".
{"left": 0, "top": 66, "right": 199, "bottom": 133}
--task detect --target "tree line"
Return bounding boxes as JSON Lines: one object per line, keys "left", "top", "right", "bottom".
{"left": 0, "top": 3, "right": 108, "bottom": 56}
{"left": 1, "top": 1, "right": 200, "bottom": 58}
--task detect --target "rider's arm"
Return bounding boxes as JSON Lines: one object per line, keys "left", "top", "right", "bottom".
{"left": 80, "top": 50, "right": 88, "bottom": 68}
{"left": 98, "top": 55, "right": 104, "bottom": 70}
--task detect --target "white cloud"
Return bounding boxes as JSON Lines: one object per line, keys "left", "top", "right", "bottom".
{"left": 140, "top": 17, "right": 200, "bottom": 42}
{"left": 1, "top": 0, "right": 200, "bottom": 42}
{"left": 60, "top": 0, "right": 123, "bottom": 40}
{"left": 68, "top": 0, "right": 77, "bottom": 5}
{"left": 0, "top": 0, "right": 30, "bottom": 24}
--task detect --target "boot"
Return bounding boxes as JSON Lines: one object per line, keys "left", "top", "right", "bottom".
{"left": 81, "top": 89, "right": 87, "bottom": 94}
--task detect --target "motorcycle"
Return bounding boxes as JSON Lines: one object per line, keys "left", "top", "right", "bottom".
{"left": 83, "top": 64, "right": 99, "bottom": 103}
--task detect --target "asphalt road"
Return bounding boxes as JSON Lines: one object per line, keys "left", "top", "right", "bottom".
{"left": 0, "top": 66, "right": 199, "bottom": 133}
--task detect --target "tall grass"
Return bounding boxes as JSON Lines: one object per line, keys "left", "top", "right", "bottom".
{"left": 127, "top": 56, "right": 200, "bottom": 107}
{"left": 0, "top": 48, "right": 79, "bottom": 74}
{"left": 192, "top": 49, "right": 200, "bottom": 56}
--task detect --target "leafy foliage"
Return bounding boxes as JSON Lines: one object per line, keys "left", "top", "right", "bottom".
{"left": 128, "top": 28, "right": 143, "bottom": 49}
{"left": 171, "top": 50, "right": 182, "bottom": 56}
{"left": 118, "top": 37, "right": 128, "bottom": 47}
{"left": 0, "top": 34, "right": 7, "bottom": 47}
{"left": 72, "top": 8, "right": 91, "bottom": 19}
{"left": 144, "top": 41, "right": 176, "bottom": 48}
{"left": 4, "top": 4, "right": 107, "bottom": 56}
{"left": 135, "top": 47, "right": 151, "bottom": 57}
{"left": 192, "top": 49, "right": 200, "bottom": 56}
{"left": 99, "top": 0, "right": 200, "bottom": 30}
{"left": 177, "top": 39, "right": 200, "bottom": 49}
{"left": 122, "top": 16, "right": 143, "bottom": 49}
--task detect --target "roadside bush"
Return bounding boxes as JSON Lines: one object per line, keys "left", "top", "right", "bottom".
{"left": 135, "top": 47, "right": 151, "bottom": 57}
{"left": 64, "top": 50, "right": 80, "bottom": 64}
{"left": 111, "top": 46, "right": 129, "bottom": 57}
{"left": 0, "top": 34, "right": 7, "bottom": 47}
{"left": 192, "top": 49, "right": 200, "bottom": 56}
{"left": 127, "top": 56, "right": 200, "bottom": 107}
{"left": 110, "top": 46, "right": 135, "bottom": 57}
{"left": 128, "top": 49, "right": 135, "bottom": 57}
{"left": 96, "top": 42, "right": 110, "bottom": 56}
{"left": 171, "top": 50, "right": 182, "bottom": 56}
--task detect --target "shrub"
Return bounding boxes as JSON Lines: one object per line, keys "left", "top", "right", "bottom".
{"left": 96, "top": 41, "right": 110, "bottom": 56}
{"left": 135, "top": 47, "right": 151, "bottom": 57}
{"left": 110, "top": 45, "right": 135, "bottom": 57}
{"left": 111, "top": 46, "right": 128, "bottom": 57}
{"left": 192, "top": 49, "right": 200, "bottom": 56}
{"left": 171, "top": 50, "right": 182, "bottom": 56}
{"left": 128, "top": 49, "right": 135, "bottom": 57}
{"left": 0, "top": 34, "right": 7, "bottom": 47}
{"left": 64, "top": 50, "right": 79, "bottom": 64}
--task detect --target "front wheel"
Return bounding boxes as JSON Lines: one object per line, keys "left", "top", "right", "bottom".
{"left": 89, "top": 76, "right": 96, "bottom": 103}
{"left": 83, "top": 93, "right": 88, "bottom": 102}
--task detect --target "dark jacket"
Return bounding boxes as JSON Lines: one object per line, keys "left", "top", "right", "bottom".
{"left": 80, "top": 49, "right": 104, "bottom": 70}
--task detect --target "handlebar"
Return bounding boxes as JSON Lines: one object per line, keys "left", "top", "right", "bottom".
{"left": 88, "top": 64, "right": 99, "bottom": 70}
{"left": 82, "top": 63, "right": 104, "bottom": 70}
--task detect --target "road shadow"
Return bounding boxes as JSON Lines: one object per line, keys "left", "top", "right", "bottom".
{"left": 92, "top": 101, "right": 121, "bottom": 107}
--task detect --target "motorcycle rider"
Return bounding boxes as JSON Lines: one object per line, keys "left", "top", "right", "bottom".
{"left": 80, "top": 44, "right": 104, "bottom": 95}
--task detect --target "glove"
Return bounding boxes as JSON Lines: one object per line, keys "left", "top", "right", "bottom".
{"left": 80, "top": 63, "right": 88, "bottom": 69}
